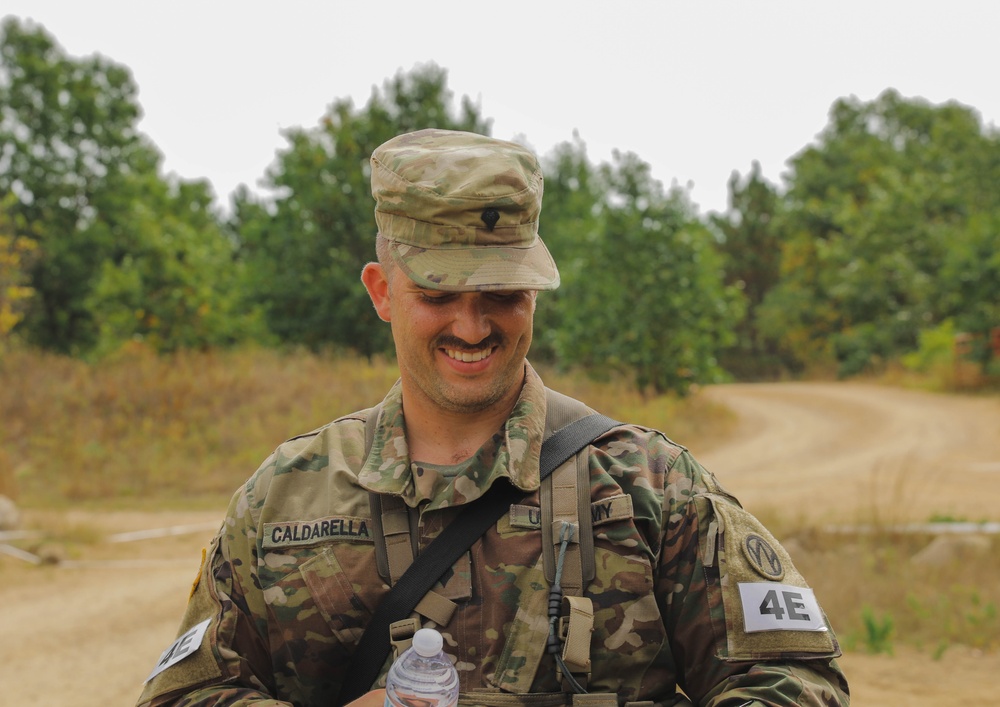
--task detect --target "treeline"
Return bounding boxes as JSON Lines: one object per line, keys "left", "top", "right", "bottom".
{"left": 1, "top": 17, "right": 998, "bottom": 394}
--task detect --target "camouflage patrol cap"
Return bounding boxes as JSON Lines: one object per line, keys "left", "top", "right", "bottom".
{"left": 370, "top": 128, "right": 560, "bottom": 291}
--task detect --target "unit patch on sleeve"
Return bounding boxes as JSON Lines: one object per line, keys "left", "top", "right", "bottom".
{"left": 742, "top": 533, "right": 784, "bottom": 580}
{"left": 263, "top": 515, "right": 373, "bottom": 548}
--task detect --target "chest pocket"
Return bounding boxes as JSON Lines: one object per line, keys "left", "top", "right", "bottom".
{"left": 261, "top": 541, "right": 388, "bottom": 653}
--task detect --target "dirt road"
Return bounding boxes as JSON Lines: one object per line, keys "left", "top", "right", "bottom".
{"left": 696, "top": 381, "right": 1000, "bottom": 526}
{"left": 2, "top": 382, "right": 998, "bottom": 705}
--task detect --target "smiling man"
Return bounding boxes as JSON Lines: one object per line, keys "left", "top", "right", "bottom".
{"left": 137, "top": 129, "right": 849, "bottom": 706}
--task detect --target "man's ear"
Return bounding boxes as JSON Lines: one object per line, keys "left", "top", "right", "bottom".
{"left": 361, "top": 263, "right": 392, "bottom": 322}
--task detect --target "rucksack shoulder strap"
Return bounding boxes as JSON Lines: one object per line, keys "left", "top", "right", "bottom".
{"left": 540, "top": 388, "right": 601, "bottom": 596}
{"left": 365, "top": 403, "right": 419, "bottom": 585}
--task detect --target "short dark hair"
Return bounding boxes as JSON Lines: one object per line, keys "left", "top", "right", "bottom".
{"left": 375, "top": 233, "right": 391, "bottom": 269}
{"left": 374, "top": 234, "right": 397, "bottom": 288}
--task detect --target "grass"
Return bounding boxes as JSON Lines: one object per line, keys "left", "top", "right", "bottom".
{"left": 1, "top": 344, "right": 997, "bottom": 655}
{"left": 872, "top": 359, "right": 1000, "bottom": 395}
{"left": 0, "top": 345, "right": 733, "bottom": 507}
{"left": 767, "top": 498, "right": 1000, "bottom": 657}
{"left": 858, "top": 605, "right": 895, "bottom": 655}
{"left": 0, "top": 344, "right": 401, "bottom": 506}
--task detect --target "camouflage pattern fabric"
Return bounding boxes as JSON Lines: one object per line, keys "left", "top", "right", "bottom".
{"left": 137, "top": 365, "right": 849, "bottom": 706}
{"left": 371, "top": 129, "right": 560, "bottom": 292}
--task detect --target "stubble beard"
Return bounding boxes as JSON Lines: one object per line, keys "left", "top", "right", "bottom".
{"left": 433, "top": 368, "right": 519, "bottom": 414}
{"left": 411, "top": 334, "right": 527, "bottom": 415}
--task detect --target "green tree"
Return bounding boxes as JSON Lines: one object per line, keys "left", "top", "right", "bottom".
{"left": 86, "top": 178, "right": 269, "bottom": 354}
{"left": 0, "top": 17, "right": 155, "bottom": 351}
{"left": 232, "top": 64, "right": 490, "bottom": 357}
{"left": 712, "top": 162, "right": 787, "bottom": 377}
{"left": 940, "top": 212, "right": 1000, "bottom": 369}
{"left": 1, "top": 17, "right": 252, "bottom": 355}
{"left": 552, "top": 150, "right": 744, "bottom": 395}
{"left": 760, "top": 89, "right": 1000, "bottom": 375}
{"left": 0, "top": 192, "right": 36, "bottom": 347}
{"left": 532, "top": 134, "right": 603, "bottom": 363}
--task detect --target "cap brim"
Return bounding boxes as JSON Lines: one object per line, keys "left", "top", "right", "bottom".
{"left": 389, "top": 237, "right": 560, "bottom": 292}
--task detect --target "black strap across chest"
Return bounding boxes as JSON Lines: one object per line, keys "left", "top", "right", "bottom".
{"left": 337, "top": 412, "right": 620, "bottom": 704}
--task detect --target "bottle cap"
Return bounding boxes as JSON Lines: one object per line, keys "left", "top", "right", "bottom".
{"left": 411, "top": 628, "right": 444, "bottom": 657}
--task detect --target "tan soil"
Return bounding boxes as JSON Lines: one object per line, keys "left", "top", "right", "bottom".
{"left": 2, "top": 382, "right": 998, "bottom": 705}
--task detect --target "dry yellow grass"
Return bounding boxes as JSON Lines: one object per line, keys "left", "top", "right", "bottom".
{"left": 0, "top": 346, "right": 729, "bottom": 506}
{"left": 0, "top": 345, "right": 400, "bottom": 505}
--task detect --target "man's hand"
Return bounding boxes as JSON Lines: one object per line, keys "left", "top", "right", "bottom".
{"left": 345, "top": 688, "right": 386, "bottom": 707}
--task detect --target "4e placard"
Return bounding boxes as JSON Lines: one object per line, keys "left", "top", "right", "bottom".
{"left": 738, "top": 583, "right": 828, "bottom": 633}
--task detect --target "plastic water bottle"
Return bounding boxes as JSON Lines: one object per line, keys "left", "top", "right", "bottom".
{"left": 384, "top": 627, "right": 460, "bottom": 707}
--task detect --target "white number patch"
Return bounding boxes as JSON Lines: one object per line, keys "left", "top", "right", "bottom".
{"left": 145, "top": 618, "right": 211, "bottom": 682}
{"left": 738, "top": 583, "right": 828, "bottom": 633}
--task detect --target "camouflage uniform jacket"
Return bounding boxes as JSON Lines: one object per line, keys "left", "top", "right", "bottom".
{"left": 138, "top": 366, "right": 849, "bottom": 706}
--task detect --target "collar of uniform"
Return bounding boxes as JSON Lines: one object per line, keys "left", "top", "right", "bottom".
{"left": 500, "top": 362, "right": 547, "bottom": 493}
{"left": 357, "top": 378, "right": 412, "bottom": 496}
{"left": 356, "top": 364, "right": 547, "bottom": 506}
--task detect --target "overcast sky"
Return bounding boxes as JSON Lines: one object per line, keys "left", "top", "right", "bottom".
{"left": 4, "top": 1, "right": 998, "bottom": 215}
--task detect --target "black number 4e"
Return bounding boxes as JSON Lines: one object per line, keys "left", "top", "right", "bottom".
{"left": 759, "top": 589, "right": 810, "bottom": 621}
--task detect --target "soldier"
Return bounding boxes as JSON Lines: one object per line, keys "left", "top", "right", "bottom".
{"left": 137, "top": 129, "right": 849, "bottom": 706}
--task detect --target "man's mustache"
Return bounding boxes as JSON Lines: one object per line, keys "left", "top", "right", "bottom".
{"left": 435, "top": 334, "right": 503, "bottom": 351}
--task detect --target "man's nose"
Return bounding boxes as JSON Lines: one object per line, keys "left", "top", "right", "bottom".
{"left": 450, "top": 295, "right": 492, "bottom": 344}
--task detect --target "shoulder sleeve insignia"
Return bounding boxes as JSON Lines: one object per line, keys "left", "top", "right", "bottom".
{"left": 743, "top": 533, "right": 784, "bottom": 580}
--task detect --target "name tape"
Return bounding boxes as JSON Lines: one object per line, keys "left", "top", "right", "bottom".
{"left": 508, "top": 495, "right": 634, "bottom": 530}
{"left": 263, "top": 516, "right": 373, "bottom": 548}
